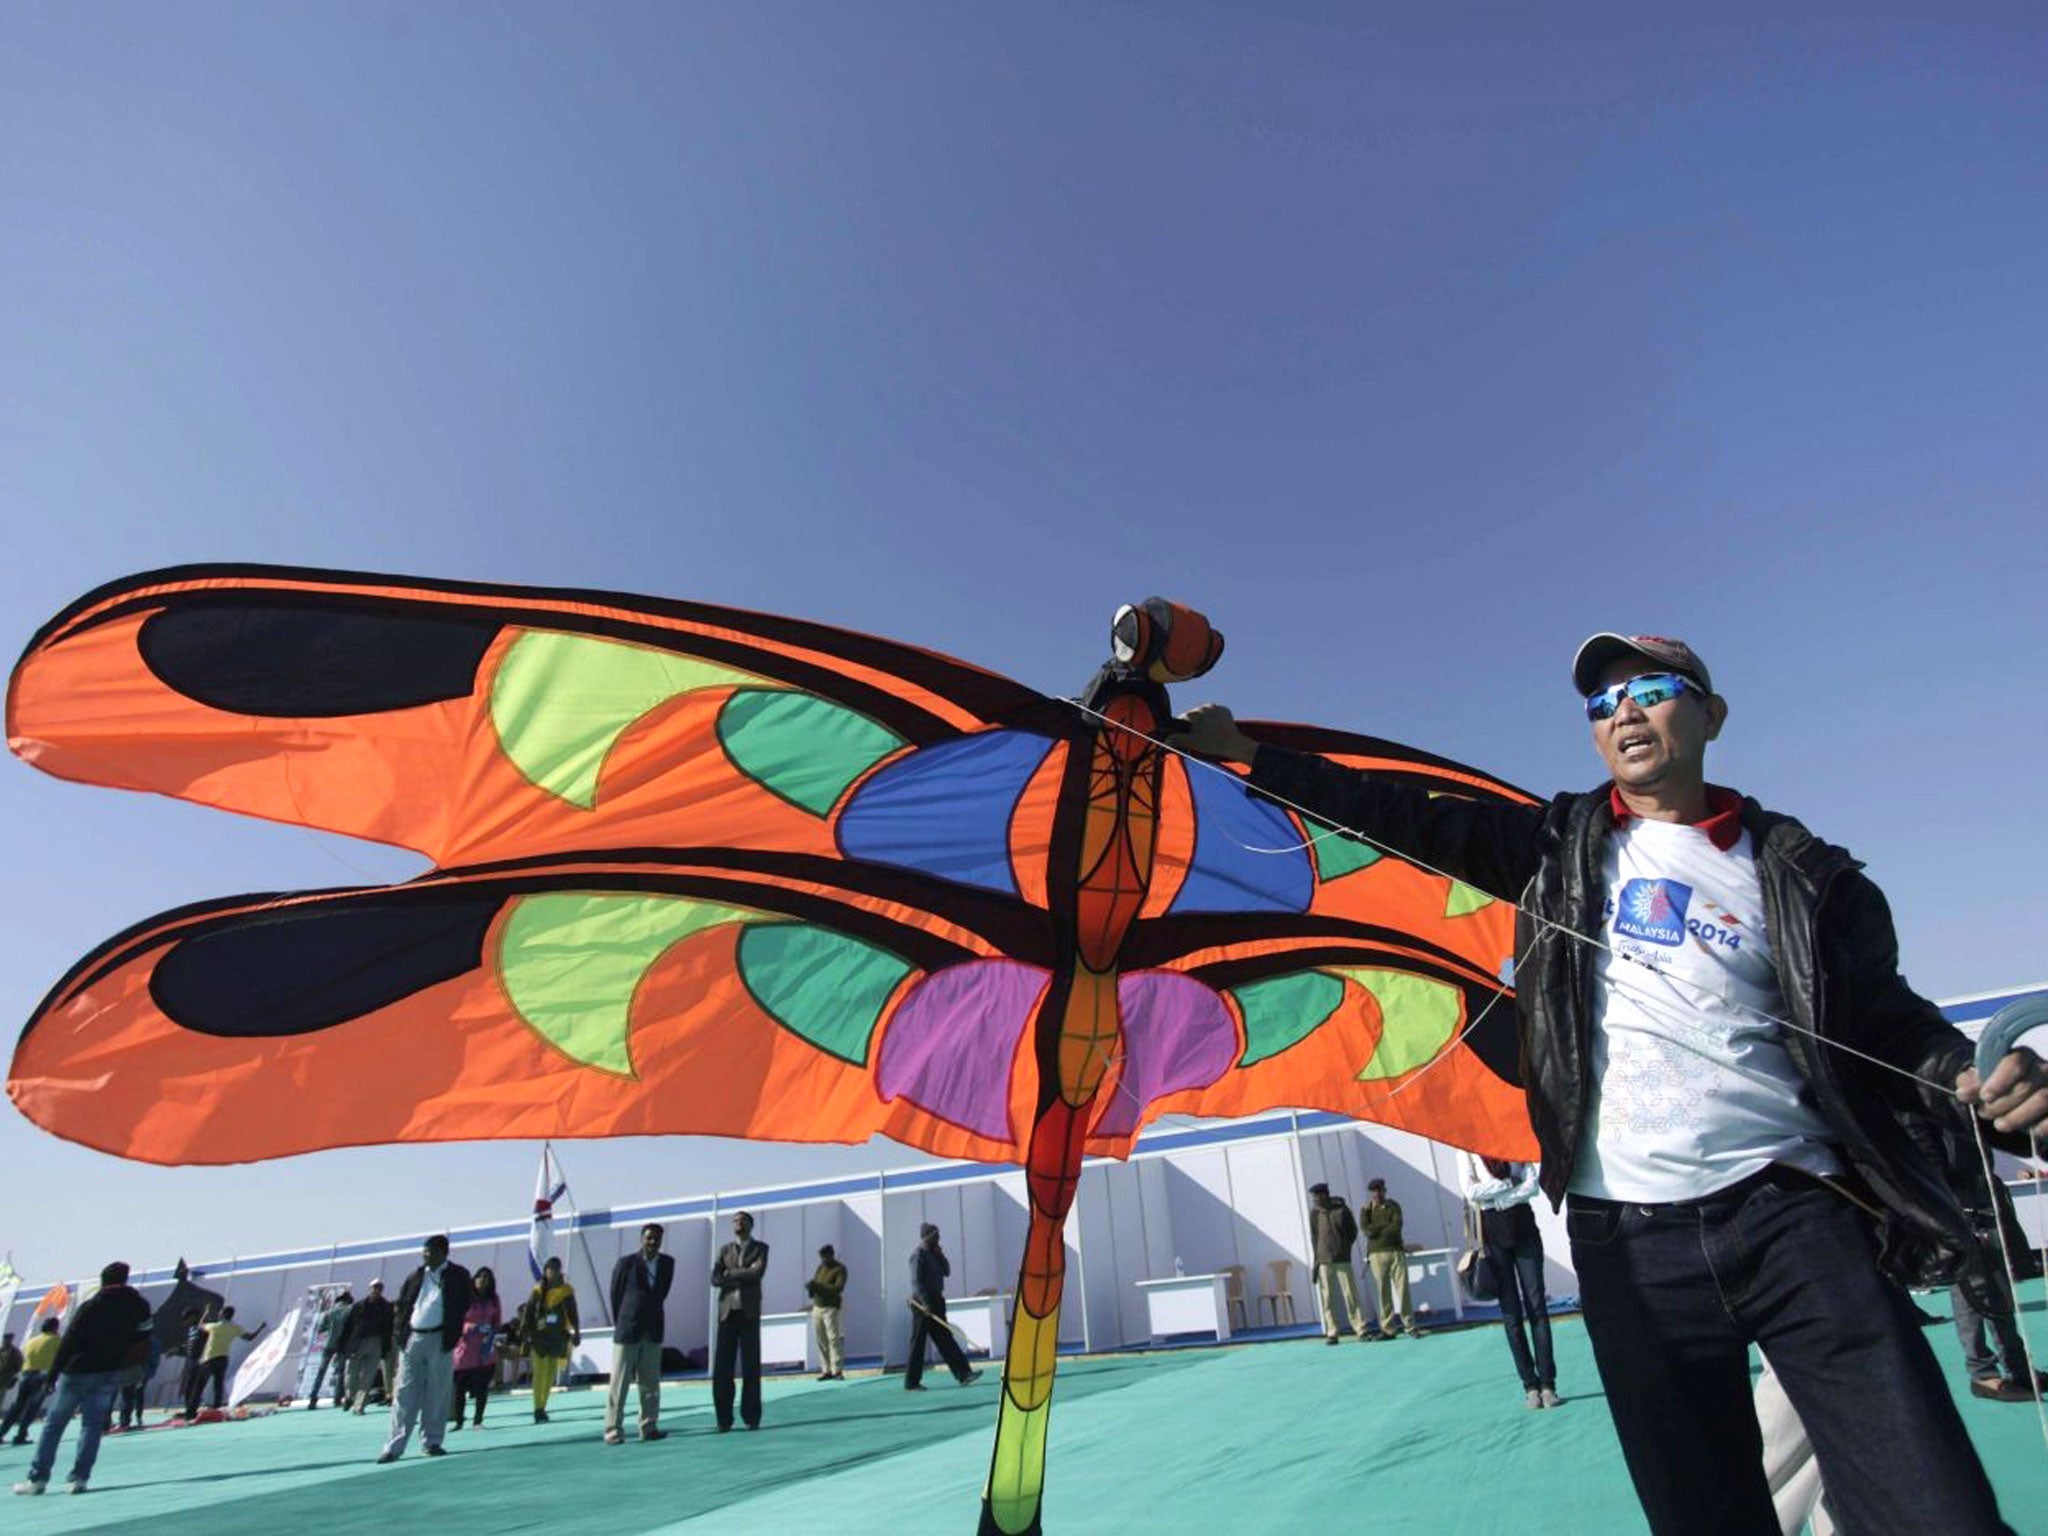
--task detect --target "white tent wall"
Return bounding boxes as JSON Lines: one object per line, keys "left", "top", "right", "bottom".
{"left": 839, "top": 1190, "right": 887, "bottom": 1364}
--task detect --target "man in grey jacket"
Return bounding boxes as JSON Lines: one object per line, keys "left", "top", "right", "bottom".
{"left": 710, "top": 1212, "right": 768, "bottom": 1432}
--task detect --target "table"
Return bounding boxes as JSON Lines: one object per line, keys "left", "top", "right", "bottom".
{"left": 1135, "top": 1273, "right": 1232, "bottom": 1343}
{"left": 947, "top": 1293, "right": 1010, "bottom": 1359}
{"left": 760, "top": 1310, "right": 813, "bottom": 1369}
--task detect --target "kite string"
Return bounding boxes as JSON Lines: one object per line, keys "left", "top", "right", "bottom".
{"left": 1063, "top": 695, "right": 1968, "bottom": 1102}
{"left": 1065, "top": 696, "right": 2048, "bottom": 1465}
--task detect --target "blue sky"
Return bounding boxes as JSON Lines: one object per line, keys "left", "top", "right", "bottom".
{"left": 3, "top": 4, "right": 2045, "bottom": 1284}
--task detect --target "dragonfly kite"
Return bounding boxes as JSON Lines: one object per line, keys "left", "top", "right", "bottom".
{"left": 7, "top": 566, "right": 1538, "bottom": 1534}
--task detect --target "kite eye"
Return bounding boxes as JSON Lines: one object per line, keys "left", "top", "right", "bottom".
{"left": 1112, "top": 597, "right": 1222, "bottom": 683}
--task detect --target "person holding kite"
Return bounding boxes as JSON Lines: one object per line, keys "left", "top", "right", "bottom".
{"left": 1184, "top": 631, "right": 2048, "bottom": 1536}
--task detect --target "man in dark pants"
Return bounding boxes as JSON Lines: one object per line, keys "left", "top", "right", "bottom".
{"left": 305, "top": 1289, "right": 354, "bottom": 1409}
{"left": 1185, "top": 632, "right": 2048, "bottom": 1536}
{"left": 1460, "top": 1152, "right": 1558, "bottom": 1408}
{"left": 2, "top": 1320, "right": 62, "bottom": 1445}
{"left": 710, "top": 1212, "right": 768, "bottom": 1431}
{"left": 903, "top": 1224, "right": 982, "bottom": 1390}
{"left": 606, "top": 1222, "right": 674, "bottom": 1444}
{"left": 1907, "top": 1103, "right": 2048, "bottom": 1403}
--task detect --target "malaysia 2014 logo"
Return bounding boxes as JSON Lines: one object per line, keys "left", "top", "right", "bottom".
{"left": 1615, "top": 878, "right": 1692, "bottom": 945}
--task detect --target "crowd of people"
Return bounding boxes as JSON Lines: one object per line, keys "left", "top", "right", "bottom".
{"left": 2, "top": 1211, "right": 996, "bottom": 1493}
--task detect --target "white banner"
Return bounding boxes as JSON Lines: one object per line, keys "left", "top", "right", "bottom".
{"left": 228, "top": 1304, "right": 304, "bottom": 1409}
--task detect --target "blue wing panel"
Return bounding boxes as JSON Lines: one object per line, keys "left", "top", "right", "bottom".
{"left": 837, "top": 730, "right": 1056, "bottom": 896}
{"left": 1169, "top": 763, "right": 1314, "bottom": 914}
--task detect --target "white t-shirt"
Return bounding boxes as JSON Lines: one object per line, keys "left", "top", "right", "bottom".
{"left": 1569, "top": 815, "right": 1840, "bottom": 1202}
{"left": 411, "top": 1266, "right": 445, "bottom": 1332}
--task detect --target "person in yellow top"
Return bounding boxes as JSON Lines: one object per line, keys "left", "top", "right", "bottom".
{"left": 1, "top": 1321, "right": 61, "bottom": 1444}
{"left": 518, "top": 1257, "right": 580, "bottom": 1424}
{"left": 183, "top": 1307, "right": 265, "bottom": 1419}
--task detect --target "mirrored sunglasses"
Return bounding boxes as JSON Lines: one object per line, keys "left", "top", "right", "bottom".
{"left": 1585, "top": 671, "right": 1695, "bottom": 721}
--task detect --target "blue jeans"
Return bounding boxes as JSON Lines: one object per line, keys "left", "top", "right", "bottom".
{"left": 1568, "top": 1167, "right": 2009, "bottom": 1536}
{"left": 27, "top": 1370, "right": 121, "bottom": 1487}
{"left": 1483, "top": 1235, "right": 1554, "bottom": 1390}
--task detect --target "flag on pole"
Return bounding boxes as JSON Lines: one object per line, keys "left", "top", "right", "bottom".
{"left": 27, "top": 1281, "right": 70, "bottom": 1330}
{"left": 529, "top": 1144, "right": 569, "bottom": 1282}
{"left": 0, "top": 1261, "right": 22, "bottom": 1333}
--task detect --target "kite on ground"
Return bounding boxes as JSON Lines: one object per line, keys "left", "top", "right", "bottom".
{"left": 7, "top": 566, "right": 1536, "bottom": 1535}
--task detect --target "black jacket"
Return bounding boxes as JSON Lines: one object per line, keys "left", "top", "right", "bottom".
{"left": 54, "top": 1285, "right": 152, "bottom": 1376}
{"left": 909, "top": 1244, "right": 950, "bottom": 1308}
{"left": 1250, "top": 748, "right": 1999, "bottom": 1299}
{"left": 611, "top": 1251, "right": 676, "bottom": 1343}
{"left": 393, "top": 1263, "right": 474, "bottom": 1351}
{"left": 340, "top": 1293, "right": 394, "bottom": 1352}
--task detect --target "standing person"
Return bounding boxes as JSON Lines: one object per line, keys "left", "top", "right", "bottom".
{"left": 1907, "top": 1104, "right": 2048, "bottom": 1403}
{"left": 183, "top": 1306, "right": 265, "bottom": 1420}
{"left": 0, "top": 1334, "right": 21, "bottom": 1414}
{"left": 113, "top": 1332, "right": 160, "bottom": 1432}
{"left": 449, "top": 1268, "right": 502, "bottom": 1431}
{"left": 521, "top": 1256, "right": 580, "bottom": 1424}
{"left": 305, "top": 1289, "right": 354, "bottom": 1410}
{"left": 806, "top": 1244, "right": 849, "bottom": 1380}
{"left": 344, "top": 1280, "right": 394, "bottom": 1414}
{"left": 1361, "top": 1180, "right": 1421, "bottom": 1338}
{"left": 173, "top": 1308, "right": 206, "bottom": 1421}
{"left": 1460, "top": 1153, "right": 1560, "bottom": 1408}
{"left": 1, "top": 1320, "right": 61, "bottom": 1445}
{"left": 1306, "top": 1183, "right": 1368, "bottom": 1343}
{"left": 376, "top": 1235, "right": 473, "bottom": 1464}
{"left": 605, "top": 1223, "right": 674, "bottom": 1445}
{"left": 710, "top": 1212, "right": 768, "bottom": 1432}
{"left": 12, "top": 1262, "right": 150, "bottom": 1496}
{"left": 903, "top": 1224, "right": 982, "bottom": 1390}
{"left": 1184, "top": 632, "right": 2048, "bottom": 1536}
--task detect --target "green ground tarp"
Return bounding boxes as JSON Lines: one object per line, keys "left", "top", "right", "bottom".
{"left": 9, "top": 1291, "right": 2046, "bottom": 1535}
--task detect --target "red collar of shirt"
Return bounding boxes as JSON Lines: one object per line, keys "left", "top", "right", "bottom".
{"left": 1608, "top": 784, "right": 1745, "bottom": 852}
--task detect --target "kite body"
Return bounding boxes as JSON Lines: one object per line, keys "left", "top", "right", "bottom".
{"left": 7, "top": 567, "right": 1538, "bottom": 1534}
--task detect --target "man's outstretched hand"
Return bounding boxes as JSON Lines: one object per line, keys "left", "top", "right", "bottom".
{"left": 1179, "top": 703, "right": 1260, "bottom": 765}
{"left": 1957, "top": 1046, "right": 2048, "bottom": 1134}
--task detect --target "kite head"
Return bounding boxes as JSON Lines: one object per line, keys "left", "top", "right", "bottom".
{"left": 1111, "top": 598, "right": 1223, "bottom": 685}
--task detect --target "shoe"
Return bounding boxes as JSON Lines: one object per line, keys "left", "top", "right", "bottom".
{"left": 424, "top": 1444, "right": 446, "bottom": 1458}
{"left": 534, "top": 1410, "right": 548, "bottom": 1424}
{"left": 744, "top": 1422, "right": 759, "bottom": 1431}
{"left": 1539, "top": 1388, "right": 1563, "bottom": 1408}
{"left": 641, "top": 1429, "right": 667, "bottom": 1442}
{"left": 447, "top": 1423, "right": 463, "bottom": 1433}
{"left": 1323, "top": 1336, "right": 1340, "bottom": 1346}
{"left": 1525, "top": 1388, "right": 1544, "bottom": 1411}
{"left": 958, "top": 1370, "right": 984, "bottom": 1386}
{"left": 717, "top": 1424, "right": 731, "bottom": 1433}
{"left": 305, "top": 1403, "right": 318, "bottom": 1411}
{"left": 1407, "top": 1328, "right": 1428, "bottom": 1339}
{"left": 1970, "top": 1376, "right": 2036, "bottom": 1403}
{"left": 67, "top": 1481, "right": 88, "bottom": 1495}
{"left": 905, "top": 1384, "right": 928, "bottom": 1392}
{"left": 13, "top": 1481, "right": 46, "bottom": 1496}
{"left": 603, "top": 1430, "right": 624, "bottom": 1445}
{"left": 375, "top": 1453, "right": 398, "bottom": 1465}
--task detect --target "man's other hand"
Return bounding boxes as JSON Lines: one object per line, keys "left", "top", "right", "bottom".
{"left": 1957, "top": 1046, "right": 2048, "bottom": 1134}
{"left": 1179, "top": 704, "right": 1259, "bottom": 765}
